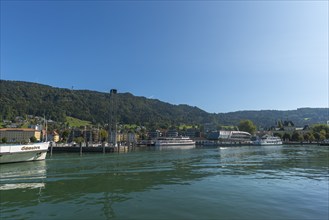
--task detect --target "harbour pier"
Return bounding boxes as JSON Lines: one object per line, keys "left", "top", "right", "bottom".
{"left": 48, "top": 142, "right": 136, "bottom": 155}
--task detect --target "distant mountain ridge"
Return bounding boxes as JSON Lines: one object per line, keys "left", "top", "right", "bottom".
{"left": 217, "top": 108, "right": 328, "bottom": 128}
{"left": 0, "top": 80, "right": 328, "bottom": 128}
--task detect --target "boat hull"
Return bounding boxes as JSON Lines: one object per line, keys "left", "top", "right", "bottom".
{"left": 254, "top": 142, "right": 283, "bottom": 146}
{"left": 156, "top": 145, "right": 195, "bottom": 150}
{"left": 0, "top": 142, "right": 49, "bottom": 164}
{"left": 253, "top": 135, "right": 282, "bottom": 146}
{"left": 155, "top": 142, "right": 195, "bottom": 146}
{"left": 154, "top": 137, "right": 195, "bottom": 147}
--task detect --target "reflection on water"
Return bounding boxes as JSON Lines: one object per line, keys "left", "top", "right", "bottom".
{"left": 0, "top": 145, "right": 328, "bottom": 220}
{"left": 0, "top": 161, "right": 47, "bottom": 190}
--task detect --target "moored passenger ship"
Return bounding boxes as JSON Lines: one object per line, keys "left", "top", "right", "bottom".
{"left": 0, "top": 142, "right": 49, "bottom": 164}
{"left": 253, "top": 134, "right": 282, "bottom": 146}
{"left": 154, "top": 137, "right": 195, "bottom": 146}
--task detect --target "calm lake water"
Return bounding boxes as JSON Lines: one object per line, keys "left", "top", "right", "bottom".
{"left": 0, "top": 145, "right": 328, "bottom": 220}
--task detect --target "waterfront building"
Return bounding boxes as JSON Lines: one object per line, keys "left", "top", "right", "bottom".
{"left": 67, "top": 128, "right": 83, "bottom": 143}
{"left": 148, "top": 130, "right": 162, "bottom": 139}
{"left": 204, "top": 123, "right": 217, "bottom": 132}
{"left": 283, "top": 121, "right": 295, "bottom": 131}
{"left": 185, "top": 128, "right": 199, "bottom": 138}
{"left": 229, "top": 131, "right": 252, "bottom": 141}
{"left": 166, "top": 130, "right": 178, "bottom": 137}
{"left": 0, "top": 128, "right": 41, "bottom": 143}
{"left": 109, "top": 132, "right": 118, "bottom": 145}
{"left": 121, "top": 132, "right": 137, "bottom": 143}
{"left": 207, "top": 130, "right": 251, "bottom": 142}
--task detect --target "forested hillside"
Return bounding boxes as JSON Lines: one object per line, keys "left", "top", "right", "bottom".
{"left": 0, "top": 80, "right": 214, "bottom": 126}
{"left": 0, "top": 80, "right": 327, "bottom": 128}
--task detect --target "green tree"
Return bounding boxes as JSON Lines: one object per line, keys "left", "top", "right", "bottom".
{"left": 74, "top": 136, "right": 85, "bottom": 144}
{"left": 319, "top": 130, "right": 326, "bottom": 141}
{"left": 312, "top": 124, "right": 329, "bottom": 134}
{"left": 292, "top": 131, "right": 303, "bottom": 142}
{"left": 99, "top": 129, "right": 108, "bottom": 142}
{"left": 303, "top": 133, "right": 310, "bottom": 142}
{"left": 238, "top": 120, "right": 256, "bottom": 135}
{"left": 273, "top": 132, "right": 282, "bottom": 138}
{"left": 277, "top": 120, "right": 283, "bottom": 129}
{"left": 283, "top": 133, "right": 291, "bottom": 142}
{"left": 313, "top": 132, "right": 320, "bottom": 141}
{"left": 308, "top": 133, "right": 315, "bottom": 142}
{"left": 312, "top": 124, "right": 329, "bottom": 140}
{"left": 30, "top": 136, "right": 37, "bottom": 143}
{"left": 1, "top": 137, "right": 7, "bottom": 143}
{"left": 61, "top": 130, "right": 70, "bottom": 142}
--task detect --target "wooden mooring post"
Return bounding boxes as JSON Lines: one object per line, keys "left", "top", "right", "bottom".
{"left": 50, "top": 142, "right": 53, "bottom": 157}
{"left": 79, "top": 143, "right": 83, "bottom": 156}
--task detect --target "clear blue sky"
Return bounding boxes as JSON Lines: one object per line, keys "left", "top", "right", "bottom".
{"left": 1, "top": 0, "right": 328, "bottom": 113}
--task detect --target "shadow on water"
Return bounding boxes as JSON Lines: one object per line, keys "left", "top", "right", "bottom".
{"left": 1, "top": 145, "right": 328, "bottom": 219}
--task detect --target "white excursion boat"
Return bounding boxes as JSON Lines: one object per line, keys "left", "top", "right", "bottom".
{"left": 253, "top": 135, "right": 282, "bottom": 146}
{"left": 0, "top": 142, "right": 49, "bottom": 164}
{"left": 154, "top": 137, "right": 196, "bottom": 147}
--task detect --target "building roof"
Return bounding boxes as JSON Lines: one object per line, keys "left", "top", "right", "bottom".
{"left": 0, "top": 128, "right": 38, "bottom": 132}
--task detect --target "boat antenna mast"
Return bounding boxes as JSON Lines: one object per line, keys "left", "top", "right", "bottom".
{"left": 43, "top": 114, "right": 48, "bottom": 142}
